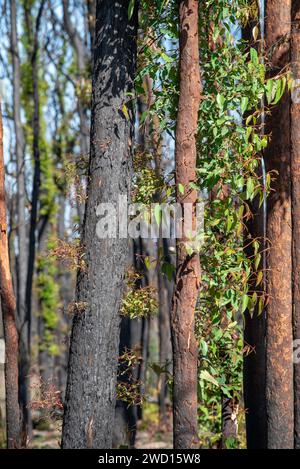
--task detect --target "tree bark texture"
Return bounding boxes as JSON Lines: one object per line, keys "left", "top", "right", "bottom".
{"left": 243, "top": 192, "right": 267, "bottom": 448}
{"left": 24, "top": 0, "right": 45, "bottom": 355}
{"left": 291, "top": 0, "right": 300, "bottom": 449}
{"left": 242, "top": 15, "right": 267, "bottom": 449}
{"left": 171, "top": 0, "right": 202, "bottom": 449}
{"left": 0, "top": 102, "right": 21, "bottom": 448}
{"left": 265, "top": 0, "right": 294, "bottom": 449}
{"left": 62, "top": 0, "right": 138, "bottom": 449}
{"left": 10, "top": 0, "right": 31, "bottom": 436}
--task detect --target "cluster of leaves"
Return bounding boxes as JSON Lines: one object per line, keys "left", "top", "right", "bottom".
{"left": 137, "top": 0, "right": 288, "bottom": 444}
{"left": 29, "top": 377, "right": 64, "bottom": 424}
{"left": 50, "top": 238, "right": 86, "bottom": 272}
{"left": 117, "top": 348, "right": 143, "bottom": 406}
{"left": 121, "top": 270, "right": 158, "bottom": 320}
{"left": 37, "top": 236, "right": 60, "bottom": 356}
{"left": 132, "top": 147, "right": 165, "bottom": 205}
{"left": 195, "top": 0, "right": 288, "bottom": 444}
{"left": 136, "top": 0, "right": 289, "bottom": 446}
{"left": 136, "top": 0, "right": 179, "bottom": 135}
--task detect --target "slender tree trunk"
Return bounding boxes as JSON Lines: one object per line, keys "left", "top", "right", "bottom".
{"left": 145, "top": 73, "right": 172, "bottom": 424}
{"left": 291, "top": 0, "right": 300, "bottom": 449}
{"left": 243, "top": 192, "right": 267, "bottom": 448}
{"left": 265, "top": 0, "right": 294, "bottom": 448}
{"left": 113, "top": 316, "right": 137, "bottom": 448}
{"left": 157, "top": 255, "right": 171, "bottom": 424}
{"left": 0, "top": 304, "right": 5, "bottom": 438}
{"left": 62, "top": 0, "right": 138, "bottom": 449}
{"left": 62, "top": 0, "right": 90, "bottom": 226}
{"left": 0, "top": 102, "right": 21, "bottom": 448}
{"left": 24, "top": 0, "right": 45, "bottom": 355}
{"left": 10, "top": 0, "right": 31, "bottom": 436}
{"left": 242, "top": 13, "right": 267, "bottom": 449}
{"left": 37, "top": 220, "right": 54, "bottom": 386}
{"left": 86, "top": 0, "right": 96, "bottom": 53}
{"left": 171, "top": 0, "right": 201, "bottom": 449}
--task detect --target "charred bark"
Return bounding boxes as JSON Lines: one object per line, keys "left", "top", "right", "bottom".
{"left": 62, "top": 0, "right": 138, "bottom": 448}
{"left": 221, "top": 395, "right": 239, "bottom": 449}
{"left": 243, "top": 192, "right": 267, "bottom": 448}
{"left": 242, "top": 16, "right": 267, "bottom": 449}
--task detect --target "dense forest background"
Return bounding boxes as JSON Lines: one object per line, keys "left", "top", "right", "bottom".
{"left": 0, "top": 0, "right": 299, "bottom": 450}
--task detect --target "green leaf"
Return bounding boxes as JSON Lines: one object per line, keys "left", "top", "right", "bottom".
{"left": 216, "top": 93, "right": 225, "bottom": 110}
{"left": 189, "top": 181, "right": 199, "bottom": 190}
{"left": 161, "top": 262, "right": 175, "bottom": 281}
{"left": 200, "top": 370, "right": 219, "bottom": 387}
{"left": 250, "top": 47, "right": 259, "bottom": 65}
{"left": 122, "top": 103, "right": 130, "bottom": 120}
{"left": 241, "top": 96, "right": 249, "bottom": 115}
{"left": 258, "top": 297, "right": 264, "bottom": 315}
{"left": 154, "top": 204, "right": 162, "bottom": 226}
{"left": 241, "top": 294, "right": 249, "bottom": 313}
{"left": 253, "top": 240, "right": 259, "bottom": 256}
{"left": 254, "top": 253, "right": 261, "bottom": 270}
{"left": 266, "top": 79, "right": 275, "bottom": 104}
{"left": 246, "top": 177, "right": 255, "bottom": 200}
{"left": 128, "top": 0, "right": 135, "bottom": 19}
{"left": 272, "top": 76, "right": 286, "bottom": 105}
{"left": 144, "top": 256, "right": 151, "bottom": 270}
{"left": 256, "top": 270, "right": 263, "bottom": 286}
{"left": 178, "top": 183, "right": 185, "bottom": 195}
{"left": 200, "top": 339, "right": 208, "bottom": 357}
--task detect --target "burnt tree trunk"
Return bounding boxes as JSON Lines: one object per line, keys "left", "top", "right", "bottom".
{"left": 171, "top": 0, "right": 202, "bottom": 449}
{"left": 0, "top": 102, "right": 21, "bottom": 448}
{"left": 242, "top": 14, "right": 267, "bottom": 449}
{"left": 62, "top": 0, "right": 138, "bottom": 449}
{"left": 291, "top": 0, "right": 300, "bottom": 449}
{"left": 265, "top": 0, "right": 294, "bottom": 449}
{"left": 221, "top": 395, "right": 239, "bottom": 448}
{"left": 113, "top": 316, "right": 137, "bottom": 448}
{"left": 243, "top": 189, "right": 267, "bottom": 448}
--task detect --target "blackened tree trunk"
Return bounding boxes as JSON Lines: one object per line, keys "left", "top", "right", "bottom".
{"left": 0, "top": 102, "right": 21, "bottom": 448}
{"left": 113, "top": 316, "right": 137, "bottom": 448}
{"left": 62, "top": 0, "right": 138, "bottom": 449}
{"left": 10, "top": 0, "right": 31, "bottom": 436}
{"left": 157, "top": 248, "right": 171, "bottom": 424}
{"left": 221, "top": 396, "right": 239, "bottom": 448}
{"left": 265, "top": 0, "right": 294, "bottom": 448}
{"left": 171, "top": 0, "right": 202, "bottom": 449}
{"left": 243, "top": 191, "right": 267, "bottom": 448}
{"left": 242, "top": 15, "right": 267, "bottom": 449}
{"left": 291, "top": 0, "right": 300, "bottom": 449}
